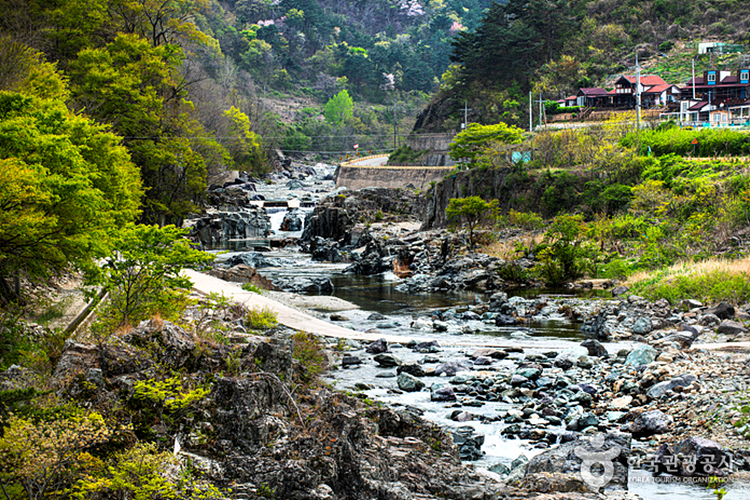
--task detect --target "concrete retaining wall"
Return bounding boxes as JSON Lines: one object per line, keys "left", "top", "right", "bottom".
{"left": 335, "top": 163, "right": 455, "bottom": 191}
{"left": 406, "top": 133, "right": 456, "bottom": 167}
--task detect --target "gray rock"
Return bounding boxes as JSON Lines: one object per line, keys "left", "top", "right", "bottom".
{"left": 646, "top": 374, "right": 697, "bottom": 399}
{"left": 280, "top": 209, "right": 303, "bottom": 231}
{"left": 273, "top": 276, "right": 334, "bottom": 294}
{"left": 474, "top": 356, "right": 493, "bottom": 366}
{"left": 717, "top": 319, "right": 747, "bottom": 335}
{"left": 365, "top": 338, "right": 388, "bottom": 354}
{"left": 523, "top": 433, "right": 631, "bottom": 492}
{"left": 624, "top": 345, "right": 657, "bottom": 366}
{"left": 705, "top": 302, "right": 735, "bottom": 320}
{"left": 434, "top": 361, "right": 470, "bottom": 376}
{"left": 430, "top": 385, "right": 457, "bottom": 402}
{"left": 611, "top": 285, "right": 629, "bottom": 297}
{"left": 373, "top": 353, "right": 401, "bottom": 367}
{"left": 341, "top": 355, "right": 362, "bottom": 367}
{"left": 397, "top": 372, "right": 425, "bottom": 392}
{"left": 623, "top": 410, "right": 672, "bottom": 438}
{"left": 396, "top": 363, "right": 425, "bottom": 377}
{"left": 452, "top": 426, "right": 485, "bottom": 461}
{"left": 580, "top": 339, "right": 608, "bottom": 357}
{"left": 631, "top": 317, "right": 653, "bottom": 335}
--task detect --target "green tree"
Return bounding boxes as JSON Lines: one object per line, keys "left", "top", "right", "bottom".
{"left": 446, "top": 196, "right": 499, "bottom": 248}
{"left": 324, "top": 89, "right": 354, "bottom": 126}
{"left": 449, "top": 122, "right": 524, "bottom": 165}
{"left": 0, "top": 91, "right": 142, "bottom": 302}
{"left": 223, "top": 106, "right": 267, "bottom": 173}
{"left": 69, "top": 34, "right": 219, "bottom": 224}
{"left": 87, "top": 224, "right": 214, "bottom": 328}
{"left": 534, "top": 214, "right": 593, "bottom": 285}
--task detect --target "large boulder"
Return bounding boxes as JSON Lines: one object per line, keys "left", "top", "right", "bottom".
{"left": 273, "top": 276, "right": 334, "bottom": 294}
{"left": 280, "top": 209, "right": 303, "bottom": 231}
{"left": 622, "top": 410, "right": 672, "bottom": 438}
{"left": 522, "top": 433, "right": 631, "bottom": 492}
{"left": 187, "top": 208, "right": 271, "bottom": 247}
{"left": 301, "top": 205, "right": 354, "bottom": 244}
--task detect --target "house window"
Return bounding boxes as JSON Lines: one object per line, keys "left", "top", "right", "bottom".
{"left": 742, "top": 70, "right": 749, "bottom": 82}
{"left": 707, "top": 73, "right": 716, "bottom": 83}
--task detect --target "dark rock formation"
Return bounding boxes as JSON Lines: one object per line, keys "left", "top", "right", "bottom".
{"left": 188, "top": 208, "right": 271, "bottom": 247}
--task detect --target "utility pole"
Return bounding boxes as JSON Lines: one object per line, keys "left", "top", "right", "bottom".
{"left": 393, "top": 100, "right": 397, "bottom": 151}
{"left": 539, "top": 92, "right": 543, "bottom": 128}
{"left": 636, "top": 54, "right": 641, "bottom": 132}
{"left": 462, "top": 101, "right": 471, "bottom": 130}
{"left": 692, "top": 57, "right": 696, "bottom": 100}
{"left": 529, "top": 91, "right": 533, "bottom": 132}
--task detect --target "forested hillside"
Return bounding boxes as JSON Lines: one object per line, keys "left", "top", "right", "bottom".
{"left": 417, "top": 0, "right": 750, "bottom": 131}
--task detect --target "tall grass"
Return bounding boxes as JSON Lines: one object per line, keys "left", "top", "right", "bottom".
{"left": 627, "top": 257, "right": 750, "bottom": 304}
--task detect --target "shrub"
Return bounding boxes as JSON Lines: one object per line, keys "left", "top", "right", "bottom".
{"left": 446, "top": 196, "right": 499, "bottom": 248}
{"left": 246, "top": 306, "right": 278, "bottom": 330}
{"left": 292, "top": 331, "right": 327, "bottom": 381}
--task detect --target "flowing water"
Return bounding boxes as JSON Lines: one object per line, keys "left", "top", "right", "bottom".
{"left": 213, "top": 164, "right": 749, "bottom": 499}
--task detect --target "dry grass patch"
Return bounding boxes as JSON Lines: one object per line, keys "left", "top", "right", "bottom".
{"left": 627, "top": 256, "right": 750, "bottom": 305}
{"left": 482, "top": 233, "right": 543, "bottom": 261}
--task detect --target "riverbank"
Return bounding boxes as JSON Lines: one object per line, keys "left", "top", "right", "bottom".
{"left": 183, "top": 259, "right": 750, "bottom": 498}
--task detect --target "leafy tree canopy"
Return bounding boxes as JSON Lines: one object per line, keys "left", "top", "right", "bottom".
{"left": 0, "top": 91, "right": 142, "bottom": 301}
{"left": 449, "top": 122, "right": 524, "bottom": 164}
{"left": 324, "top": 89, "right": 354, "bottom": 126}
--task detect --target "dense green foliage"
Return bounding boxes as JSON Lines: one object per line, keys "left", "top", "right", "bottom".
{"left": 87, "top": 225, "right": 214, "bottom": 329}
{"left": 387, "top": 145, "right": 427, "bottom": 164}
{"left": 0, "top": 91, "right": 142, "bottom": 301}
{"left": 624, "top": 126, "right": 750, "bottom": 157}
{"left": 446, "top": 196, "right": 499, "bottom": 248}
{"left": 449, "top": 122, "right": 524, "bottom": 164}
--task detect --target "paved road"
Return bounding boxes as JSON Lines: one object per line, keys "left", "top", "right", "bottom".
{"left": 346, "top": 155, "right": 389, "bottom": 166}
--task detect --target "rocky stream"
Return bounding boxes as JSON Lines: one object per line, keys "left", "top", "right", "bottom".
{"left": 175, "top": 162, "right": 750, "bottom": 499}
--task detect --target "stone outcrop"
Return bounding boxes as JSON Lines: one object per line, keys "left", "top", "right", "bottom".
{"left": 187, "top": 208, "right": 271, "bottom": 247}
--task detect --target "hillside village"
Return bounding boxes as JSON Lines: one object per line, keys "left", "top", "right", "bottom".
{"left": 558, "top": 54, "right": 750, "bottom": 127}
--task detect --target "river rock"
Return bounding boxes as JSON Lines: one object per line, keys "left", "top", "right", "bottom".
{"left": 397, "top": 363, "right": 426, "bottom": 377}
{"left": 705, "top": 302, "right": 735, "bottom": 320}
{"left": 473, "top": 356, "right": 493, "bottom": 366}
{"left": 373, "top": 353, "right": 401, "bottom": 367}
{"left": 279, "top": 209, "right": 303, "bottom": 231}
{"left": 412, "top": 340, "right": 441, "bottom": 353}
{"left": 554, "top": 347, "right": 589, "bottom": 370}
{"left": 308, "top": 236, "right": 346, "bottom": 262}
{"left": 188, "top": 207, "right": 271, "bottom": 247}
{"left": 631, "top": 317, "right": 652, "bottom": 335}
{"left": 434, "top": 361, "right": 469, "bottom": 376}
{"left": 625, "top": 345, "right": 657, "bottom": 366}
{"left": 611, "top": 285, "right": 629, "bottom": 297}
{"left": 430, "top": 385, "right": 457, "bottom": 402}
{"left": 470, "top": 348, "right": 508, "bottom": 360}
{"left": 623, "top": 409, "right": 672, "bottom": 438}
{"left": 397, "top": 372, "right": 425, "bottom": 392}
{"left": 273, "top": 276, "right": 334, "bottom": 294}
{"left": 580, "top": 339, "right": 608, "bottom": 357}
{"left": 365, "top": 338, "right": 388, "bottom": 354}
{"left": 225, "top": 252, "right": 293, "bottom": 269}
{"left": 673, "top": 437, "right": 731, "bottom": 476}
{"left": 341, "top": 355, "right": 362, "bottom": 367}
{"left": 646, "top": 374, "right": 698, "bottom": 399}
{"left": 452, "top": 426, "right": 485, "bottom": 461}
{"left": 717, "top": 319, "right": 747, "bottom": 335}
{"left": 301, "top": 205, "right": 354, "bottom": 244}
{"left": 522, "top": 432, "right": 631, "bottom": 492}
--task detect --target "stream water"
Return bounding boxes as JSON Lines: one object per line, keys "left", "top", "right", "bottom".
{"left": 215, "top": 164, "right": 747, "bottom": 499}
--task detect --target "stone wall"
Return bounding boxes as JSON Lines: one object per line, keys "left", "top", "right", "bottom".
{"left": 406, "top": 133, "right": 456, "bottom": 167}
{"left": 335, "top": 165, "right": 455, "bottom": 191}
